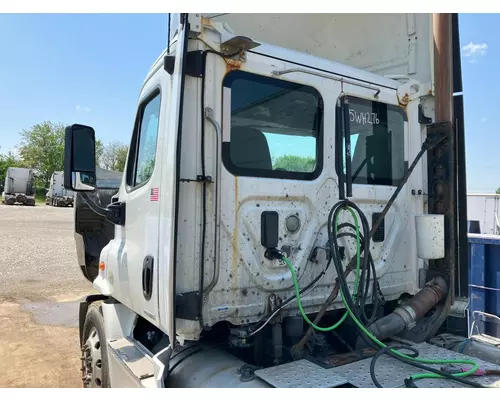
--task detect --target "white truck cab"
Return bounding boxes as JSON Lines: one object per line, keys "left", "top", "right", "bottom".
{"left": 46, "top": 171, "right": 74, "bottom": 207}
{"left": 63, "top": 14, "right": 499, "bottom": 389}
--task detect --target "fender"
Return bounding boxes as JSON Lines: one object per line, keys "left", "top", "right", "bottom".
{"left": 78, "top": 294, "right": 109, "bottom": 346}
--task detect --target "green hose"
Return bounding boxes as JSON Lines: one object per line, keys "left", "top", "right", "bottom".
{"left": 283, "top": 206, "right": 479, "bottom": 383}
{"left": 285, "top": 206, "right": 360, "bottom": 332}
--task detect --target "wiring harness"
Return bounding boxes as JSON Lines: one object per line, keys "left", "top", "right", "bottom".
{"left": 278, "top": 201, "right": 487, "bottom": 388}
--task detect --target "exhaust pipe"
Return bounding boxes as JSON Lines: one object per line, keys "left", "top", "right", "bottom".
{"left": 356, "top": 276, "right": 448, "bottom": 347}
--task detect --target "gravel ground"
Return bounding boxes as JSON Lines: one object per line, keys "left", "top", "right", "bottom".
{"left": 0, "top": 203, "right": 92, "bottom": 387}
{"left": 0, "top": 203, "right": 91, "bottom": 302}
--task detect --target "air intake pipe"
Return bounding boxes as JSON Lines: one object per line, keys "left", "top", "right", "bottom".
{"left": 356, "top": 276, "right": 448, "bottom": 348}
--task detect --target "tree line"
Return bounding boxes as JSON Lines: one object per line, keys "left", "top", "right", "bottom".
{"left": 0, "top": 121, "right": 128, "bottom": 190}
{"left": 1, "top": 121, "right": 318, "bottom": 191}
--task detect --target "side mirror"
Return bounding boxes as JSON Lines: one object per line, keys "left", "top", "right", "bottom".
{"left": 64, "top": 124, "right": 97, "bottom": 192}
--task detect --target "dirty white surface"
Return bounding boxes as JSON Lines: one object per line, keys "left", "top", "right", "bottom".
{"left": 0, "top": 204, "right": 93, "bottom": 387}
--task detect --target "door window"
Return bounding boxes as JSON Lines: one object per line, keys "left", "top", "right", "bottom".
{"left": 126, "top": 91, "right": 161, "bottom": 188}
{"left": 340, "top": 96, "right": 406, "bottom": 186}
{"left": 222, "top": 70, "right": 323, "bottom": 180}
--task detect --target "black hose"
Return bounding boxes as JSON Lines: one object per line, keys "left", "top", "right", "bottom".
{"left": 370, "top": 344, "right": 487, "bottom": 388}
{"left": 336, "top": 222, "right": 382, "bottom": 324}
{"left": 330, "top": 202, "right": 486, "bottom": 388}
{"left": 370, "top": 344, "right": 419, "bottom": 388}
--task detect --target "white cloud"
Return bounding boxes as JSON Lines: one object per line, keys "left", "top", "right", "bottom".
{"left": 76, "top": 105, "right": 91, "bottom": 113}
{"left": 462, "top": 42, "right": 488, "bottom": 57}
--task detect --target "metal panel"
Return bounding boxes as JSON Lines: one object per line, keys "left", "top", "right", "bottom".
{"left": 207, "top": 14, "right": 433, "bottom": 86}
{"left": 331, "top": 342, "right": 500, "bottom": 388}
{"left": 254, "top": 359, "right": 349, "bottom": 388}
{"left": 108, "top": 338, "right": 156, "bottom": 387}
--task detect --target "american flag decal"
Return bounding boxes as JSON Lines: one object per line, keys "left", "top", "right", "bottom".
{"left": 150, "top": 188, "right": 159, "bottom": 201}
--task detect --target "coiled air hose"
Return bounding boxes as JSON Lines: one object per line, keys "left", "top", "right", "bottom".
{"left": 281, "top": 203, "right": 486, "bottom": 388}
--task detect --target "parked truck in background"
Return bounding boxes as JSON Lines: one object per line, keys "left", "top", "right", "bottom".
{"left": 63, "top": 14, "right": 500, "bottom": 389}
{"left": 3, "top": 167, "right": 36, "bottom": 206}
{"left": 46, "top": 171, "right": 74, "bottom": 207}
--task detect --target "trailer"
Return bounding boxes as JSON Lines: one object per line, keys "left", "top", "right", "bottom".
{"left": 62, "top": 14, "right": 500, "bottom": 388}
{"left": 467, "top": 193, "right": 500, "bottom": 235}
{"left": 3, "top": 167, "right": 36, "bottom": 206}
{"left": 46, "top": 171, "right": 74, "bottom": 207}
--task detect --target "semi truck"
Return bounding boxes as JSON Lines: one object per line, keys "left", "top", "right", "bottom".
{"left": 46, "top": 171, "right": 74, "bottom": 207}
{"left": 63, "top": 13, "right": 500, "bottom": 388}
{"left": 2, "top": 167, "right": 36, "bottom": 206}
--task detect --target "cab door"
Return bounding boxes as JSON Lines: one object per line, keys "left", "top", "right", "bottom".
{"left": 119, "top": 76, "right": 163, "bottom": 325}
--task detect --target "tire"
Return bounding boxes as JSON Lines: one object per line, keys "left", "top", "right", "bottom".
{"left": 81, "top": 302, "right": 110, "bottom": 388}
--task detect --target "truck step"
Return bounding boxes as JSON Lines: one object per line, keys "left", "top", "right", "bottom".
{"left": 254, "top": 359, "right": 349, "bottom": 388}
{"left": 108, "top": 337, "right": 156, "bottom": 388}
{"left": 330, "top": 341, "right": 500, "bottom": 388}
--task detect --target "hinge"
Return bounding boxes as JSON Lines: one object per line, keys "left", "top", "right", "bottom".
{"left": 164, "top": 55, "right": 175, "bottom": 75}
{"left": 180, "top": 175, "right": 212, "bottom": 183}
{"left": 175, "top": 291, "right": 201, "bottom": 321}
{"left": 418, "top": 104, "right": 432, "bottom": 125}
{"left": 186, "top": 50, "right": 205, "bottom": 78}
{"left": 164, "top": 50, "right": 205, "bottom": 78}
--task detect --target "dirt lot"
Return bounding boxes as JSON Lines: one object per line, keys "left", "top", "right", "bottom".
{"left": 0, "top": 204, "right": 92, "bottom": 387}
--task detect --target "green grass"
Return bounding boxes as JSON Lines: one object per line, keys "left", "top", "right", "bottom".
{"left": 35, "top": 188, "right": 46, "bottom": 205}
{"left": 35, "top": 194, "right": 46, "bottom": 205}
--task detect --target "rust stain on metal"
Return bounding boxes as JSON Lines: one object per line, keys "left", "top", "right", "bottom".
{"left": 232, "top": 176, "right": 239, "bottom": 288}
{"left": 201, "top": 16, "right": 216, "bottom": 29}
{"left": 398, "top": 92, "right": 410, "bottom": 112}
{"left": 226, "top": 58, "right": 243, "bottom": 73}
{"left": 320, "top": 348, "right": 377, "bottom": 367}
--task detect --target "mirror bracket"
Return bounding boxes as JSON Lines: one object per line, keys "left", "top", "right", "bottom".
{"left": 106, "top": 201, "right": 126, "bottom": 226}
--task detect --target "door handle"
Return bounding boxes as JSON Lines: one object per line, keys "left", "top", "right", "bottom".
{"left": 142, "top": 256, "right": 154, "bottom": 301}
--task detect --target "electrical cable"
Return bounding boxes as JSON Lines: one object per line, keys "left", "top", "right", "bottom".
{"left": 369, "top": 344, "right": 486, "bottom": 388}
{"left": 336, "top": 224, "right": 381, "bottom": 324}
{"left": 248, "top": 260, "right": 332, "bottom": 337}
{"left": 249, "top": 258, "right": 332, "bottom": 333}
{"left": 282, "top": 206, "right": 485, "bottom": 388}
{"left": 290, "top": 133, "right": 447, "bottom": 356}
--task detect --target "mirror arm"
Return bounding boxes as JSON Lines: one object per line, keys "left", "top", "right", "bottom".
{"left": 80, "top": 192, "right": 126, "bottom": 226}
{"left": 80, "top": 192, "right": 108, "bottom": 217}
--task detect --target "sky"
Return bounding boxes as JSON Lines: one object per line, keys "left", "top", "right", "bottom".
{"left": 0, "top": 13, "right": 497, "bottom": 192}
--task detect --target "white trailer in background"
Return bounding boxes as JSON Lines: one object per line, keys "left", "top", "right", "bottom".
{"left": 2, "top": 167, "right": 36, "bottom": 206}
{"left": 46, "top": 171, "right": 74, "bottom": 207}
{"left": 467, "top": 193, "right": 500, "bottom": 235}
